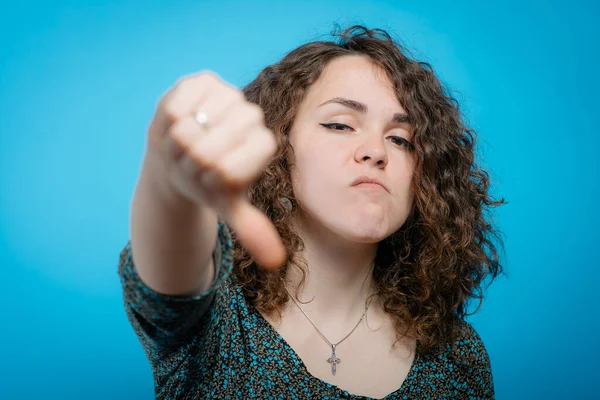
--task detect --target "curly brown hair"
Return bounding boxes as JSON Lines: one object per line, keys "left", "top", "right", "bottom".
{"left": 231, "top": 25, "right": 506, "bottom": 355}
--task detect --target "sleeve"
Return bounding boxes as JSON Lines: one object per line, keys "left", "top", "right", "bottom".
{"left": 117, "top": 218, "right": 234, "bottom": 355}
{"left": 451, "top": 320, "right": 496, "bottom": 399}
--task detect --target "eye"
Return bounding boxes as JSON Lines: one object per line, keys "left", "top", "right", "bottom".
{"left": 389, "top": 136, "right": 415, "bottom": 151}
{"left": 319, "top": 123, "right": 354, "bottom": 131}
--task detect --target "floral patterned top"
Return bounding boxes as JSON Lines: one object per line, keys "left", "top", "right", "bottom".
{"left": 118, "top": 221, "right": 495, "bottom": 399}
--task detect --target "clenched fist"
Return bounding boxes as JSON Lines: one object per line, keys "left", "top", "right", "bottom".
{"left": 147, "top": 72, "right": 286, "bottom": 269}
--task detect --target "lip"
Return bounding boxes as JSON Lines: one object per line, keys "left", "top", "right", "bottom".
{"left": 351, "top": 176, "right": 390, "bottom": 193}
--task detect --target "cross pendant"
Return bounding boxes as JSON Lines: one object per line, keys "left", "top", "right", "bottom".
{"left": 326, "top": 344, "right": 341, "bottom": 375}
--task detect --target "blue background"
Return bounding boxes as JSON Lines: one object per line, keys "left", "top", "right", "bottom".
{"left": 1, "top": 0, "right": 598, "bottom": 398}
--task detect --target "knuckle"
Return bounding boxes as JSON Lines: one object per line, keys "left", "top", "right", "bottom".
{"left": 259, "top": 127, "right": 276, "bottom": 147}
{"left": 167, "top": 122, "right": 189, "bottom": 148}
{"left": 212, "top": 162, "right": 247, "bottom": 190}
{"left": 263, "top": 144, "right": 278, "bottom": 161}
{"left": 189, "top": 146, "right": 215, "bottom": 169}
{"left": 162, "top": 100, "right": 182, "bottom": 122}
{"left": 230, "top": 89, "right": 245, "bottom": 102}
{"left": 213, "top": 154, "right": 250, "bottom": 189}
{"left": 265, "top": 135, "right": 278, "bottom": 155}
{"left": 212, "top": 162, "right": 230, "bottom": 181}
{"left": 247, "top": 103, "right": 265, "bottom": 124}
{"left": 219, "top": 167, "right": 246, "bottom": 189}
{"left": 173, "top": 74, "right": 192, "bottom": 88}
{"left": 201, "top": 70, "right": 219, "bottom": 79}
{"left": 174, "top": 72, "right": 205, "bottom": 92}
{"left": 197, "top": 71, "right": 220, "bottom": 86}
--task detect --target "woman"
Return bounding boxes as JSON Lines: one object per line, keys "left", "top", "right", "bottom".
{"left": 119, "top": 26, "right": 506, "bottom": 399}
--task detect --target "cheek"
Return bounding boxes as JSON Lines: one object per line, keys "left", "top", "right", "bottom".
{"left": 386, "top": 156, "right": 416, "bottom": 214}
{"left": 291, "top": 143, "right": 343, "bottom": 211}
{"left": 390, "top": 154, "right": 415, "bottom": 190}
{"left": 292, "top": 150, "right": 333, "bottom": 197}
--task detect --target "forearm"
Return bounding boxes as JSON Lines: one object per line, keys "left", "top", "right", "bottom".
{"left": 130, "top": 147, "right": 219, "bottom": 296}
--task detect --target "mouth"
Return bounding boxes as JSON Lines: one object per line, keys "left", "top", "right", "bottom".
{"left": 351, "top": 176, "right": 390, "bottom": 193}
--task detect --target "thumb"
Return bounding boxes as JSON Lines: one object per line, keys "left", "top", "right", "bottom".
{"left": 224, "top": 197, "right": 287, "bottom": 270}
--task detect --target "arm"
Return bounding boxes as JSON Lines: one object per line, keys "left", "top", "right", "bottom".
{"left": 118, "top": 210, "right": 232, "bottom": 352}
{"left": 130, "top": 146, "right": 219, "bottom": 297}
{"left": 119, "top": 72, "right": 284, "bottom": 352}
{"left": 129, "top": 72, "right": 283, "bottom": 296}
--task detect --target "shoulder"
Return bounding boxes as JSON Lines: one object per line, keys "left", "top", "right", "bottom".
{"left": 451, "top": 319, "right": 491, "bottom": 367}
{"left": 420, "top": 319, "right": 495, "bottom": 397}
{"left": 445, "top": 319, "right": 495, "bottom": 396}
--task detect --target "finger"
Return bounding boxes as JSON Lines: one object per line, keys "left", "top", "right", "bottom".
{"left": 194, "top": 88, "right": 245, "bottom": 129}
{"left": 216, "top": 127, "right": 278, "bottom": 189}
{"left": 207, "top": 100, "right": 264, "bottom": 140}
{"left": 224, "top": 197, "right": 287, "bottom": 269}
{"left": 186, "top": 104, "right": 266, "bottom": 169}
{"left": 152, "top": 72, "right": 234, "bottom": 136}
{"left": 166, "top": 72, "right": 231, "bottom": 120}
{"left": 165, "top": 115, "right": 208, "bottom": 162}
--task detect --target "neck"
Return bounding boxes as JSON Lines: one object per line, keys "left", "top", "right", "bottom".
{"left": 285, "top": 215, "right": 378, "bottom": 325}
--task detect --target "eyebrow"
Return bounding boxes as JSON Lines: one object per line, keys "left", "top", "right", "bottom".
{"left": 318, "top": 97, "right": 411, "bottom": 124}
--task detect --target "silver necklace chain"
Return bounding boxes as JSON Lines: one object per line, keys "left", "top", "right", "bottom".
{"left": 285, "top": 286, "right": 373, "bottom": 375}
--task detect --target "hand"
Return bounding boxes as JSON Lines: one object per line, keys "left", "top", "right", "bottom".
{"left": 147, "top": 72, "right": 286, "bottom": 269}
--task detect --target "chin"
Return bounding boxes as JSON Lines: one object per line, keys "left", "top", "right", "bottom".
{"left": 330, "top": 212, "right": 395, "bottom": 244}
{"left": 341, "top": 224, "right": 390, "bottom": 243}
{"left": 299, "top": 200, "right": 404, "bottom": 244}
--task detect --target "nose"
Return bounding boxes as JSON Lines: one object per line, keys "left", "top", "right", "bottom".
{"left": 354, "top": 134, "right": 388, "bottom": 168}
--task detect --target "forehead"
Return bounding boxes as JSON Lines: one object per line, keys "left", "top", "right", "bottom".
{"left": 304, "top": 55, "right": 403, "bottom": 111}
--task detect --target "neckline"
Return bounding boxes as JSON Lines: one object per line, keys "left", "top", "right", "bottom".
{"left": 248, "top": 295, "right": 420, "bottom": 399}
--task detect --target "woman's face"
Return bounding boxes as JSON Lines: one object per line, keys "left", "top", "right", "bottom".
{"left": 288, "top": 55, "right": 415, "bottom": 244}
